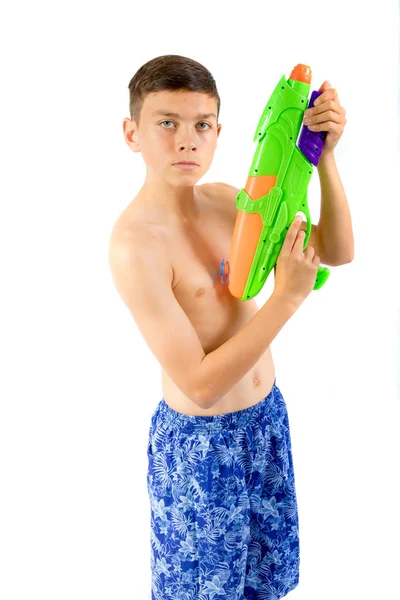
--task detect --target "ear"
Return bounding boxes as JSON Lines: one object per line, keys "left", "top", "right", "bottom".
{"left": 216, "top": 123, "right": 222, "bottom": 137}
{"left": 122, "top": 118, "right": 140, "bottom": 152}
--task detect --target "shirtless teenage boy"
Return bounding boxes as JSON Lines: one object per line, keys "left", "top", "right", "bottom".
{"left": 109, "top": 55, "right": 353, "bottom": 417}
{"left": 108, "top": 55, "right": 353, "bottom": 598}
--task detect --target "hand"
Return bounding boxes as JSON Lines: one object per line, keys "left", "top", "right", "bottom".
{"left": 273, "top": 216, "right": 321, "bottom": 308}
{"left": 302, "top": 80, "right": 347, "bottom": 155}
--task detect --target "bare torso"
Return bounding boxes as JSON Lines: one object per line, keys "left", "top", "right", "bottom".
{"left": 116, "top": 183, "right": 275, "bottom": 416}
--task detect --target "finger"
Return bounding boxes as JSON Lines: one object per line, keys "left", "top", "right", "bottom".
{"left": 314, "top": 88, "right": 338, "bottom": 106}
{"left": 308, "top": 121, "right": 344, "bottom": 134}
{"left": 281, "top": 218, "right": 303, "bottom": 255}
{"left": 306, "top": 99, "right": 342, "bottom": 117}
{"left": 317, "top": 80, "right": 331, "bottom": 94}
{"left": 306, "top": 110, "right": 345, "bottom": 126}
{"left": 304, "top": 245, "right": 315, "bottom": 261}
{"left": 312, "top": 254, "right": 321, "bottom": 266}
{"left": 292, "top": 229, "right": 306, "bottom": 255}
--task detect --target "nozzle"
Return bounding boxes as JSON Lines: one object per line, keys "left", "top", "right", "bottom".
{"left": 290, "top": 64, "right": 312, "bottom": 84}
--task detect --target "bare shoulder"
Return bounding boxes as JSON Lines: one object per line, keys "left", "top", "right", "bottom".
{"left": 108, "top": 216, "right": 173, "bottom": 288}
{"left": 202, "top": 181, "right": 240, "bottom": 198}
{"left": 201, "top": 181, "right": 240, "bottom": 219}
{"left": 109, "top": 194, "right": 167, "bottom": 250}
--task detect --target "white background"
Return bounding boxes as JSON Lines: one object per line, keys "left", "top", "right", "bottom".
{"left": 1, "top": 1, "right": 399, "bottom": 598}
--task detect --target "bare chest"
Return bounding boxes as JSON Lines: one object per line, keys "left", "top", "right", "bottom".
{"left": 162, "top": 211, "right": 275, "bottom": 415}
{"left": 118, "top": 189, "right": 274, "bottom": 416}
{"left": 165, "top": 206, "right": 257, "bottom": 353}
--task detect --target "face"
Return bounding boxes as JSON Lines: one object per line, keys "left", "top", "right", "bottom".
{"left": 123, "top": 90, "right": 221, "bottom": 185}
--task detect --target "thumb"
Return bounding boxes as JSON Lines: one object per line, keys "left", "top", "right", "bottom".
{"left": 318, "top": 80, "right": 331, "bottom": 92}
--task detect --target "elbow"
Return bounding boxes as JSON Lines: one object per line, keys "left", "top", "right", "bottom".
{"left": 320, "top": 235, "right": 354, "bottom": 266}
{"left": 339, "top": 237, "right": 355, "bottom": 265}
{"left": 190, "top": 356, "right": 217, "bottom": 410}
{"left": 191, "top": 386, "right": 216, "bottom": 410}
{"left": 326, "top": 249, "right": 354, "bottom": 266}
{"left": 342, "top": 242, "right": 355, "bottom": 265}
{"left": 191, "top": 383, "right": 222, "bottom": 411}
{"left": 190, "top": 356, "right": 223, "bottom": 410}
{"left": 335, "top": 252, "right": 354, "bottom": 266}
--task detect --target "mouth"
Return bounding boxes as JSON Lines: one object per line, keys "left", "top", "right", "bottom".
{"left": 173, "top": 161, "right": 199, "bottom": 170}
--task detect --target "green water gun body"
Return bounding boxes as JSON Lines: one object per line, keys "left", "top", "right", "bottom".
{"left": 222, "top": 63, "right": 330, "bottom": 301}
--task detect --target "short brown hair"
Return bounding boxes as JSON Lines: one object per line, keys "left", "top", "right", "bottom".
{"left": 127, "top": 54, "right": 220, "bottom": 126}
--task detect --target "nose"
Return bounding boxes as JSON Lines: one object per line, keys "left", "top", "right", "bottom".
{"left": 176, "top": 126, "right": 197, "bottom": 152}
{"left": 177, "top": 140, "right": 197, "bottom": 152}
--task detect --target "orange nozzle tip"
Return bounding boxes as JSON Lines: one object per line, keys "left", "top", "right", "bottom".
{"left": 290, "top": 64, "right": 312, "bottom": 84}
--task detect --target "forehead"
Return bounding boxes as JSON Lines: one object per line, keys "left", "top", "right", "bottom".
{"left": 142, "top": 90, "right": 218, "bottom": 120}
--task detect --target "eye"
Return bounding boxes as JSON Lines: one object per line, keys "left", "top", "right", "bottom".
{"left": 197, "top": 122, "right": 211, "bottom": 130}
{"left": 160, "top": 121, "right": 175, "bottom": 128}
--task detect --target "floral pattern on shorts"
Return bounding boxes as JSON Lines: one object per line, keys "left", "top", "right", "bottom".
{"left": 147, "top": 380, "right": 300, "bottom": 599}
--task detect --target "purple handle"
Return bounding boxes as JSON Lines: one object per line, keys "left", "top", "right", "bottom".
{"left": 298, "top": 90, "right": 327, "bottom": 166}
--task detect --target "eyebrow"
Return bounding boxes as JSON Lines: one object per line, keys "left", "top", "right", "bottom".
{"left": 152, "top": 110, "right": 217, "bottom": 120}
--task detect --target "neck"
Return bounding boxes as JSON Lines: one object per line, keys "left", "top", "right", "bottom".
{"left": 138, "top": 173, "right": 201, "bottom": 223}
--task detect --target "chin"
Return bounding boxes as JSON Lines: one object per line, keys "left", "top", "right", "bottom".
{"left": 176, "top": 180, "right": 201, "bottom": 188}
{"left": 170, "top": 172, "right": 203, "bottom": 185}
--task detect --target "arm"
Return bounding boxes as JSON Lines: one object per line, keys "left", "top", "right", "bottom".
{"left": 215, "top": 160, "right": 354, "bottom": 269}
{"left": 198, "top": 294, "right": 298, "bottom": 408}
{"left": 108, "top": 227, "right": 207, "bottom": 406}
{"left": 108, "top": 225, "right": 298, "bottom": 411}
{"left": 316, "top": 152, "right": 354, "bottom": 265}
{"left": 303, "top": 82, "right": 354, "bottom": 265}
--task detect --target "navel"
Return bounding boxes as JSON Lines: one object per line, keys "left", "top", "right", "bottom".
{"left": 252, "top": 372, "right": 261, "bottom": 388}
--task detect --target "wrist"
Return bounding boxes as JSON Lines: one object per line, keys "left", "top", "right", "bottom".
{"left": 318, "top": 150, "right": 336, "bottom": 168}
{"left": 271, "top": 290, "right": 303, "bottom": 312}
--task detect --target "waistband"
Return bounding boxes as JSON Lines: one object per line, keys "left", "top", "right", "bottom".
{"left": 156, "top": 378, "right": 279, "bottom": 433}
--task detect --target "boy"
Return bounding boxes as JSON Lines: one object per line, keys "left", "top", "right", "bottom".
{"left": 108, "top": 55, "right": 353, "bottom": 599}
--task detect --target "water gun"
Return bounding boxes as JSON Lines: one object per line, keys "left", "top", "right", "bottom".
{"left": 220, "top": 63, "right": 330, "bottom": 301}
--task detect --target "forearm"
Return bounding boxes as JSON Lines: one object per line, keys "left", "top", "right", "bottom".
{"left": 195, "top": 293, "right": 299, "bottom": 409}
{"left": 317, "top": 152, "right": 354, "bottom": 264}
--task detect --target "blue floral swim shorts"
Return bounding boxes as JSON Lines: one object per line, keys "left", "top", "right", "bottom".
{"left": 146, "top": 379, "right": 300, "bottom": 599}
